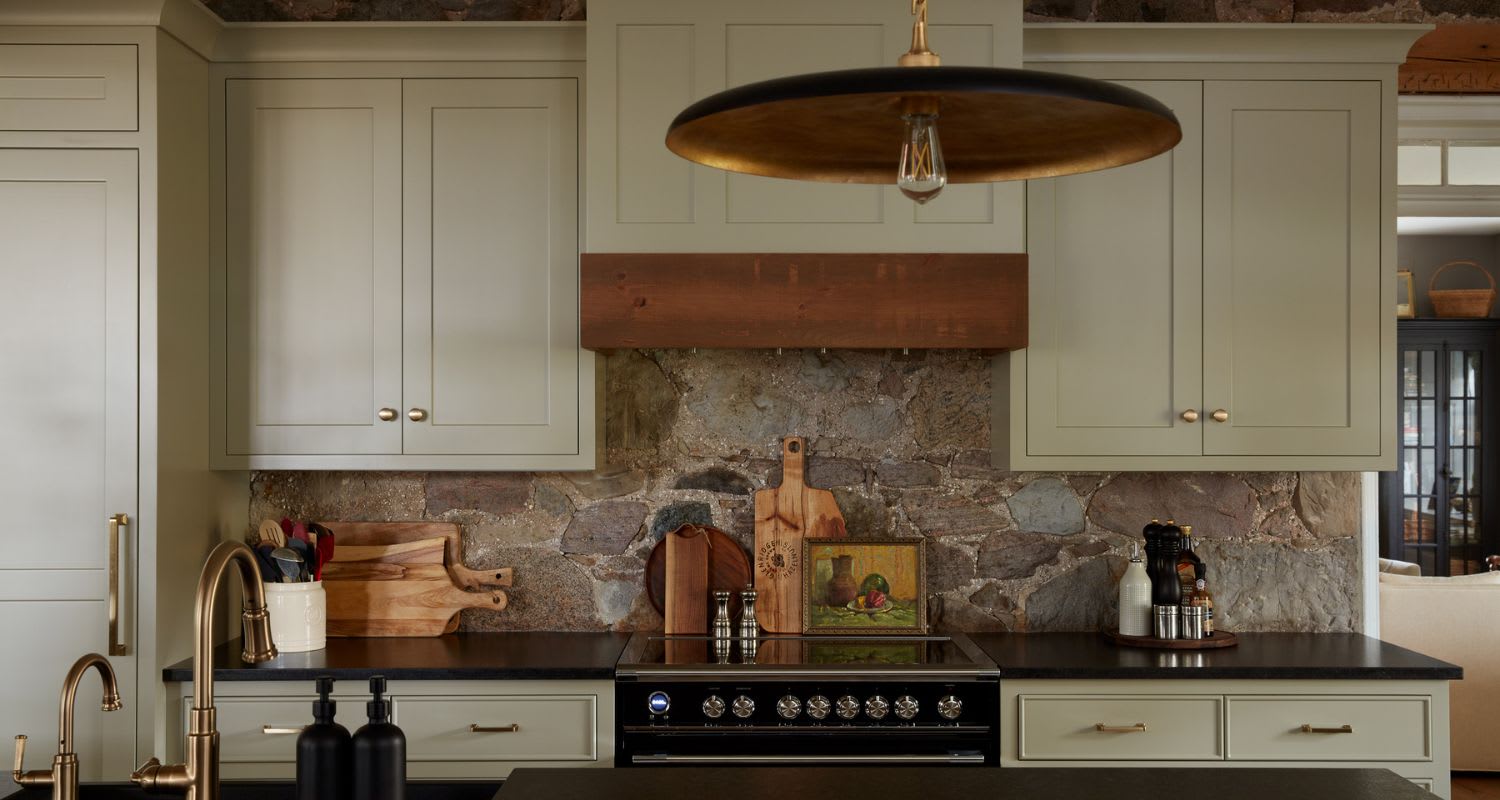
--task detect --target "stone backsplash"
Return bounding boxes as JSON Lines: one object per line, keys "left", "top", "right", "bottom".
{"left": 249, "top": 349, "right": 1363, "bottom": 633}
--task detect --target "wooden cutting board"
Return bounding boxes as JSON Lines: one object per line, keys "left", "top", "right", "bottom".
{"left": 318, "top": 521, "right": 513, "bottom": 589}
{"left": 645, "top": 525, "right": 752, "bottom": 630}
{"left": 664, "top": 525, "right": 711, "bottom": 634}
{"left": 753, "top": 436, "right": 847, "bottom": 633}
{"left": 325, "top": 578, "right": 508, "bottom": 637}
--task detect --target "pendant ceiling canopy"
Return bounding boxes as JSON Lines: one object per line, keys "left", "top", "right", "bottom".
{"left": 663, "top": 0, "right": 1183, "bottom": 195}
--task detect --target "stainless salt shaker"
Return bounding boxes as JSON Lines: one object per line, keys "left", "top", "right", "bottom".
{"left": 1153, "top": 604, "right": 1180, "bottom": 640}
{"left": 1181, "top": 605, "right": 1206, "bottom": 640}
{"left": 712, "top": 590, "right": 733, "bottom": 641}
{"left": 738, "top": 586, "right": 760, "bottom": 641}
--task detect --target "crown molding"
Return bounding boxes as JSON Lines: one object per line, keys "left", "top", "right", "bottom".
{"left": 0, "top": 0, "right": 222, "bottom": 58}
{"left": 212, "top": 21, "right": 585, "bottom": 63}
{"left": 1024, "top": 23, "right": 1431, "bottom": 65}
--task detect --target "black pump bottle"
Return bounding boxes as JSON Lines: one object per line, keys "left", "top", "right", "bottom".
{"left": 353, "top": 675, "right": 406, "bottom": 800}
{"left": 297, "top": 676, "right": 352, "bottom": 800}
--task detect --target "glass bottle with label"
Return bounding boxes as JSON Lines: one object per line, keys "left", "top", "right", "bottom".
{"left": 1189, "top": 578, "right": 1215, "bottom": 635}
{"left": 1176, "top": 525, "right": 1205, "bottom": 601}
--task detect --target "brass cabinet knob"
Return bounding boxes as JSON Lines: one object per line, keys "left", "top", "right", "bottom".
{"left": 1180, "top": 409, "right": 1199, "bottom": 423}
{"left": 1211, "top": 409, "right": 1229, "bottom": 423}
{"left": 377, "top": 408, "right": 398, "bottom": 422}
{"left": 408, "top": 408, "right": 428, "bottom": 422}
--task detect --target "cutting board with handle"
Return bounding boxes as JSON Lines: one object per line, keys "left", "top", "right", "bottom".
{"left": 325, "top": 577, "right": 508, "bottom": 637}
{"left": 753, "top": 436, "right": 847, "bottom": 633}
{"left": 318, "top": 521, "right": 513, "bottom": 589}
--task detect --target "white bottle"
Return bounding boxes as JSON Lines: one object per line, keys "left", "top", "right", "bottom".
{"left": 1118, "top": 543, "right": 1153, "bottom": 636}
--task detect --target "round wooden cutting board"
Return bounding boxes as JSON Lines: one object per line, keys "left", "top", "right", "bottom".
{"left": 645, "top": 524, "right": 753, "bottom": 624}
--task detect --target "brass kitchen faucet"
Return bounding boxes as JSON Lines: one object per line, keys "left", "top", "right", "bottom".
{"left": 131, "top": 541, "right": 278, "bottom": 800}
{"left": 11, "top": 652, "right": 124, "bottom": 800}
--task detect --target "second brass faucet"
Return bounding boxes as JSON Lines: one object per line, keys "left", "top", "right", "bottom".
{"left": 11, "top": 652, "right": 123, "bottom": 800}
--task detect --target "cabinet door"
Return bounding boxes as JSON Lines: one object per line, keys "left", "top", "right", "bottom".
{"left": 401, "top": 79, "right": 584, "bottom": 456}
{"left": 1203, "top": 81, "right": 1383, "bottom": 457}
{"left": 1025, "top": 81, "right": 1204, "bottom": 457}
{"left": 0, "top": 149, "right": 139, "bottom": 777}
{"left": 224, "top": 79, "right": 403, "bottom": 456}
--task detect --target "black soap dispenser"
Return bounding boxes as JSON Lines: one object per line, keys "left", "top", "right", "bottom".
{"left": 297, "top": 676, "right": 352, "bottom": 800}
{"left": 353, "top": 675, "right": 406, "bottom": 800}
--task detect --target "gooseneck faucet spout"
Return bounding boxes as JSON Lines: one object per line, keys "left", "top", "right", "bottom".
{"left": 133, "top": 541, "right": 277, "bottom": 800}
{"left": 11, "top": 652, "right": 123, "bottom": 800}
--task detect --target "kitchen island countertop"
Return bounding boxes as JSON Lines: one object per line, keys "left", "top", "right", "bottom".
{"left": 970, "top": 631, "right": 1461, "bottom": 680}
{"left": 498, "top": 767, "right": 1437, "bottom": 800}
{"left": 161, "top": 632, "right": 630, "bottom": 682}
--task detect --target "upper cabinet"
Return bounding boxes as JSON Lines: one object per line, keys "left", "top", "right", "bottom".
{"left": 586, "top": 0, "right": 1024, "bottom": 253}
{"left": 212, "top": 58, "right": 597, "bottom": 471}
{"left": 995, "top": 26, "right": 1426, "bottom": 471}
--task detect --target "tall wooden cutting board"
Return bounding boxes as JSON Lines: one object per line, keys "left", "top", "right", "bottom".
{"left": 753, "top": 436, "right": 847, "bottom": 633}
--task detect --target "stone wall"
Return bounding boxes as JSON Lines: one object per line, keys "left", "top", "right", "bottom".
{"left": 201, "top": 0, "right": 1499, "bottom": 22}
{"left": 250, "top": 349, "right": 1364, "bottom": 633}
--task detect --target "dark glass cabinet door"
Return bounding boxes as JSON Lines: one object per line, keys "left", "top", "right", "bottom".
{"left": 1381, "top": 320, "right": 1500, "bottom": 576}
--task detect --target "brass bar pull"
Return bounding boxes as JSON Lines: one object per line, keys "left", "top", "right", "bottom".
{"left": 1094, "top": 723, "right": 1148, "bottom": 733}
{"left": 260, "top": 726, "right": 306, "bottom": 735}
{"left": 108, "top": 514, "right": 128, "bottom": 656}
{"left": 469, "top": 724, "right": 520, "bottom": 733}
{"left": 11, "top": 735, "right": 24, "bottom": 780}
{"left": 1300, "top": 724, "right": 1353, "bottom": 734}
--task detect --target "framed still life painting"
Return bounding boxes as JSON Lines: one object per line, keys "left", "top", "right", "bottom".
{"left": 802, "top": 538, "right": 927, "bottom": 635}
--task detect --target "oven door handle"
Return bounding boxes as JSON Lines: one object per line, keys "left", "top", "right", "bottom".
{"left": 630, "top": 754, "right": 986, "bottom": 765}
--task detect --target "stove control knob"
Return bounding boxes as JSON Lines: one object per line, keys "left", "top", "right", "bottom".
{"left": 894, "top": 695, "right": 919, "bottom": 720}
{"left": 702, "top": 695, "right": 726, "bottom": 719}
{"left": 865, "top": 695, "right": 890, "bottom": 720}
{"left": 731, "top": 695, "right": 756, "bottom": 719}
{"left": 937, "top": 695, "right": 963, "bottom": 721}
{"left": 647, "top": 691, "right": 671, "bottom": 715}
{"left": 835, "top": 695, "right": 861, "bottom": 720}
{"left": 805, "top": 695, "right": 832, "bottom": 720}
{"left": 776, "top": 695, "right": 802, "bottom": 720}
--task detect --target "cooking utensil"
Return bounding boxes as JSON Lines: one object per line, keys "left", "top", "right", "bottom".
{"left": 271, "top": 547, "right": 305, "bottom": 583}
{"left": 317, "top": 530, "right": 335, "bottom": 581}
{"left": 258, "top": 519, "right": 286, "bottom": 549}
{"left": 663, "top": 525, "right": 711, "bottom": 634}
{"left": 290, "top": 520, "right": 309, "bottom": 544}
{"left": 646, "top": 525, "right": 752, "bottom": 625}
{"left": 254, "top": 543, "right": 281, "bottom": 582}
{"left": 317, "top": 521, "right": 512, "bottom": 589}
{"left": 752, "top": 436, "right": 847, "bottom": 633}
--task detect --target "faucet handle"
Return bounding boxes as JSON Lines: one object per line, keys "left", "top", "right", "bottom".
{"left": 130, "top": 757, "right": 161, "bottom": 786}
{"left": 11, "top": 736, "right": 50, "bottom": 787}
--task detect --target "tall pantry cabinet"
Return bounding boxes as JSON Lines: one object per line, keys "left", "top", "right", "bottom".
{"left": 0, "top": 1, "right": 246, "bottom": 779}
{"left": 994, "top": 25, "right": 1425, "bottom": 472}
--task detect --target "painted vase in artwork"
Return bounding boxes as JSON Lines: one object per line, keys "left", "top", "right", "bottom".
{"left": 827, "top": 555, "right": 859, "bottom": 606}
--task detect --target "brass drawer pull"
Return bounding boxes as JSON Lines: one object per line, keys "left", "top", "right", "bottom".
{"left": 470, "top": 724, "right": 520, "bottom": 733}
{"left": 1094, "top": 723, "right": 1148, "bottom": 733}
{"left": 261, "top": 725, "right": 306, "bottom": 735}
{"left": 1300, "top": 724, "right": 1353, "bottom": 734}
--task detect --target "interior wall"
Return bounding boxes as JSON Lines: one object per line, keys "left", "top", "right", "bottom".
{"left": 1397, "top": 233, "right": 1500, "bottom": 318}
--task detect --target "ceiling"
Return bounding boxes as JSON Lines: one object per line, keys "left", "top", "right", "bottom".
{"left": 1397, "top": 216, "right": 1500, "bottom": 236}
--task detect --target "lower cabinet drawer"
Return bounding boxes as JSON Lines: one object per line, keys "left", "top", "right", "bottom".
{"left": 201, "top": 695, "right": 323, "bottom": 765}
{"left": 1018, "top": 695, "right": 1224, "bottom": 761}
{"left": 399, "top": 695, "right": 599, "bottom": 764}
{"left": 1225, "top": 696, "right": 1431, "bottom": 762}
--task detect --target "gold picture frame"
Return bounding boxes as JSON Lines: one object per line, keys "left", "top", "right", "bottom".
{"left": 802, "top": 537, "right": 927, "bottom": 635}
{"left": 1397, "top": 269, "right": 1415, "bottom": 319}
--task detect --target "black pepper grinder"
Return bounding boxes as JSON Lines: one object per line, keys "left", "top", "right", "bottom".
{"left": 1154, "top": 521, "right": 1184, "bottom": 606}
{"left": 297, "top": 676, "right": 352, "bottom": 800}
{"left": 353, "top": 676, "right": 405, "bottom": 800}
{"left": 1142, "top": 518, "right": 1164, "bottom": 588}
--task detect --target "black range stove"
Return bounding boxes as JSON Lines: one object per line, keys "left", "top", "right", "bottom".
{"left": 614, "top": 632, "right": 1000, "bottom": 767}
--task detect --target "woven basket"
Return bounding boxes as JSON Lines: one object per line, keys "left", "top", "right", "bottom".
{"left": 1429, "top": 260, "right": 1496, "bottom": 318}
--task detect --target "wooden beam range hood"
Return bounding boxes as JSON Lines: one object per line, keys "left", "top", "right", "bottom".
{"left": 580, "top": 252, "right": 1027, "bottom": 351}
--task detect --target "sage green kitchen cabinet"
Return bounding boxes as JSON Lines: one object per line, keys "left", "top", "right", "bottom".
{"left": 994, "top": 25, "right": 1416, "bottom": 471}
{"left": 214, "top": 71, "right": 597, "bottom": 470}
{"left": 586, "top": 0, "right": 1024, "bottom": 253}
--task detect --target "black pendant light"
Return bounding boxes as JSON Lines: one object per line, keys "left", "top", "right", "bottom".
{"left": 665, "top": 0, "right": 1183, "bottom": 204}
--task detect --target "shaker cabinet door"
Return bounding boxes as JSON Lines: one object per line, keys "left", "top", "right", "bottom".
{"left": 1202, "top": 80, "right": 1384, "bottom": 458}
{"left": 1024, "top": 80, "right": 1204, "bottom": 458}
{"left": 0, "top": 149, "right": 139, "bottom": 778}
{"left": 222, "top": 79, "right": 404, "bottom": 456}
{"left": 400, "top": 79, "right": 586, "bottom": 457}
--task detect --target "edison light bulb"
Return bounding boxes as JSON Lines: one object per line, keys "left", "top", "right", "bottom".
{"left": 897, "top": 113, "right": 947, "bottom": 203}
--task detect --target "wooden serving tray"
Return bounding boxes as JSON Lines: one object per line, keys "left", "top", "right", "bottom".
{"left": 1103, "top": 628, "right": 1239, "bottom": 650}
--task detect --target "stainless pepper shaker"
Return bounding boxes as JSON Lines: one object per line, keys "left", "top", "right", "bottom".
{"left": 712, "top": 590, "right": 733, "bottom": 641}
{"left": 738, "top": 586, "right": 760, "bottom": 641}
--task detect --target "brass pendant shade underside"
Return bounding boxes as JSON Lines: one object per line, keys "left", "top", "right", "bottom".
{"left": 666, "top": 66, "right": 1183, "bottom": 184}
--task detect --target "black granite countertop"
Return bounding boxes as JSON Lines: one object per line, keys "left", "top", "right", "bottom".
{"left": 498, "top": 767, "right": 1436, "bottom": 800}
{"left": 2, "top": 782, "right": 499, "bottom": 800}
{"left": 161, "top": 632, "right": 630, "bottom": 682}
{"left": 971, "top": 632, "right": 1462, "bottom": 680}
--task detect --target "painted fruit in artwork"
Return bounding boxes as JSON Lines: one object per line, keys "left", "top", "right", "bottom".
{"left": 866, "top": 589, "right": 887, "bottom": 609}
{"left": 860, "top": 573, "right": 891, "bottom": 596}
